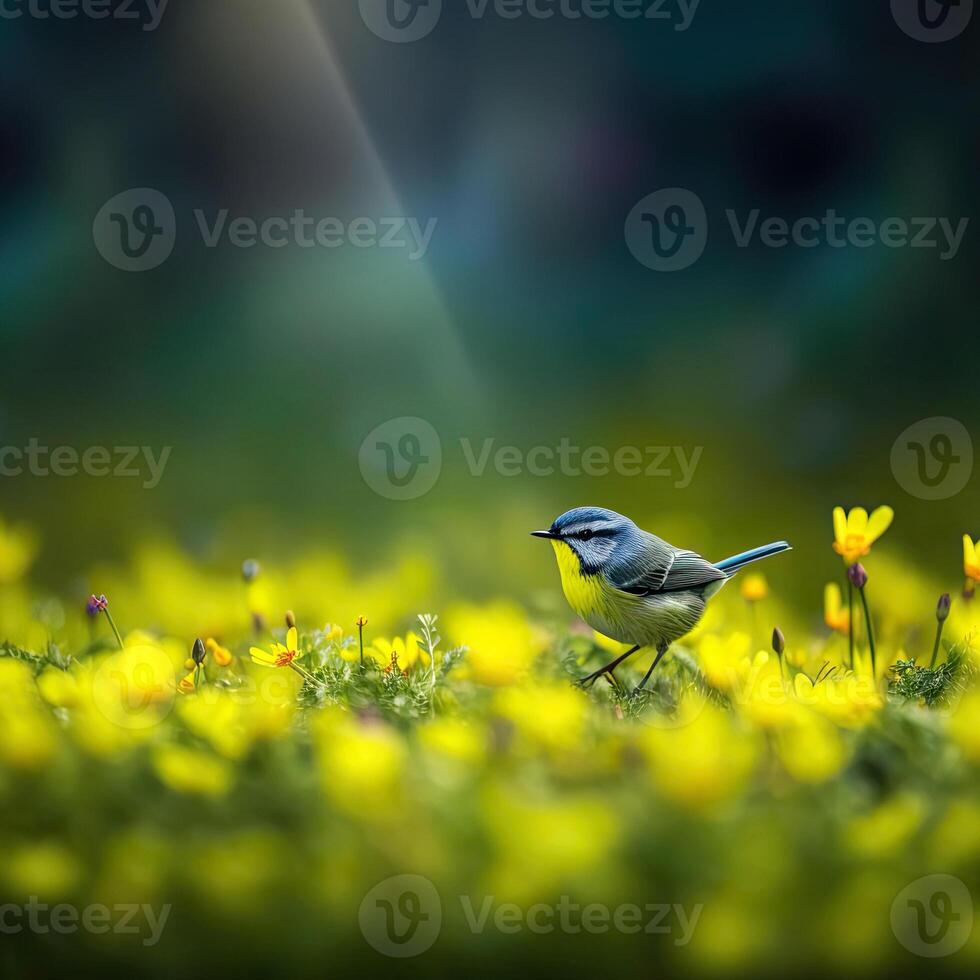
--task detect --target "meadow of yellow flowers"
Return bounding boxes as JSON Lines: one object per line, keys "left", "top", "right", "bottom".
{"left": 0, "top": 507, "right": 978, "bottom": 976}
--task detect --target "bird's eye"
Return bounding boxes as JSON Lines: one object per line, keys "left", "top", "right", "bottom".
{"left": 579, "top": 529, "right": 594, "bottom": 541}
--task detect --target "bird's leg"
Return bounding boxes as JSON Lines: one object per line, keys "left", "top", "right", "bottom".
{"left": 576, "top": 645, "right": 640, "bottom": 688}
{"left": 633, "top": 641, "right": 670, "bottom": 695}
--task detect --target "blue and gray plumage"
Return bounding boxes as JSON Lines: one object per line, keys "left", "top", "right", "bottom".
{"left": 532, "top": 506, "right": 791, "bottom": 688}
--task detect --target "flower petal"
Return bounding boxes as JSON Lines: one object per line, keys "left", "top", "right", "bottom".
{"left": 286, "top": 626, "right": 298, "bottom": 652}
{"left": 846, "top": 507, "right": 868, "bottom": 536}
{"left": 824, "top": 583, "right": 840, "bottom": 617}
{"left": 865, "top": 506, "right": 894, "bottom": 543}
{"left": 249, "top": 646, "right": 275, "bottom": 665}
{"left": 833, "top": 507, "right": 847, "bottom": 546}
{"left": 964, "top": 534, "right": 976, "bottom": 568}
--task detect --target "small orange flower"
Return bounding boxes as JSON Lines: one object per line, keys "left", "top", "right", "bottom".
{"left": 740, "top": 573, "right": 768, "bottom": 602}
{"left": 205, "top": 638, "right": 233, "bottom": 667}
{"left": 823, "top": 583, "right": 850, "bottom": 634}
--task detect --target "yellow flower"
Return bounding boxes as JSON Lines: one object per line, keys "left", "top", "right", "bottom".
{"left": 0, "top": 515, "right": 37, "bottom": 585}
{"left": 177, "top": 672, "right": 197, "bottom": 694}
{"left": 832, "top": 506, "right": 893, "bottom": 564}
{"left": 445, "top": 601, "right": 542, "bottom": 686}
{"left": 823, "top": 583, "right": 850, "bottom": 634}
{"left": 249, "top": 626, "right": 302, "bottom": 668}
{"left": 739, "top": 573, "right": 768, "bottom": 602}
{"left": 963, "top": 535, "right": 980, "bottom": 583}
{"left": 152, "top": 744, "right": 232, "bottom": 796}
{"left": 364, "top": 632, "right": 425, "bottom": 671}
{"left": 205, "top": 637, "right": 233, "bottom": 667}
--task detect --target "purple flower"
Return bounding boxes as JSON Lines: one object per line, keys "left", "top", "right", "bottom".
{"left": 86, "top": 594, "right": 108, "bottom": 616}
{"left": 937, "top": 593, "right": 952, "bottom": 622}
{"left": 847, "top": 563, "right": 868, "bottom": 589}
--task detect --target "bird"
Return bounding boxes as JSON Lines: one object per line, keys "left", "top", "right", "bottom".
{"left": 532, "top": 506, "right": 791, "bottom": 692}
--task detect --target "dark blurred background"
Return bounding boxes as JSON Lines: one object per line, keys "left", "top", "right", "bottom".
{"left": 1, "top": 0, "right": 977, "bottom": 602}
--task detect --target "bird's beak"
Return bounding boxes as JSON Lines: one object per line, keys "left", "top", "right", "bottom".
{"left": 531, "top": 530, "right": 557, "bottom": 539}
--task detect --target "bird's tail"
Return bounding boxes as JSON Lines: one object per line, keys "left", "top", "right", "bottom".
{"left": 715, "top": 541, "right": 792, "bottom": 576}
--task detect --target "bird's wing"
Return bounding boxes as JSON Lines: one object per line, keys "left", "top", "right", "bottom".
{"left": 607, "top": 534, "right": 725, "bottom": 597}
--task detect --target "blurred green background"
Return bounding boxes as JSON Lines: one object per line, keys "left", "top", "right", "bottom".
{"left": 1, "top": 0, "right": 977, "bottom": 604}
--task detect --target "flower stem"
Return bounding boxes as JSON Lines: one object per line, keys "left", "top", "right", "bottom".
{"left": 930, "top": 619, "right": 945, "bottom": 668}
{"left": 857, "top": 586, "right": 876, "bottom": 677}
{"left": 102, "top": 608, "right": 125, "bottom": 650}
{"left": 846, "top": 577, "right": 854, "bottom": 669}
{"left": 357, "top": 621, "right": 365, "bottom": 671}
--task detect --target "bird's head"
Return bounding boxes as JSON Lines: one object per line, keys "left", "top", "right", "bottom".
{"left": 531, "top": 507, "right": 637, "bottom": 575}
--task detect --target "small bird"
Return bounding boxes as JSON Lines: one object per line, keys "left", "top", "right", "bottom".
{"left": 533, "top": 506, "right": 791, "bottom": 691}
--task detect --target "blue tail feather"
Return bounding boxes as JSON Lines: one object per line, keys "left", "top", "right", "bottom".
{"left": 715, "top": 541, "right": 792, "bottom": 575}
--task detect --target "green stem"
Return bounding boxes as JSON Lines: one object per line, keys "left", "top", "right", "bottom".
{"left": 357, "top": 623, "right": 365, "bottom": 671}
{"left": 930, "top": 619, "right": 945, "bottom": 668}
{"left": 102, "top": 608, "right": 125, "bottom": 650}
{"left": 846, "top": 577, "right": 854, "bottom": 670}
{"left": 858, "top": 586, "right": 876, "bottom": 677}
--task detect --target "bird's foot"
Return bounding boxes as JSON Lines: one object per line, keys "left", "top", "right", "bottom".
{"left": 575, "top": 666, "right": 615, "bottom": 689}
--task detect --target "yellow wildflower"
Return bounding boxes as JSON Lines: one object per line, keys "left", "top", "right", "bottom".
{"left": 832, "top": 505, "right": 893, "bottom": 564}
{"left": 152, "top": 744, "right": 232, "bottom": 796}
{"left": 739, "top": 573, "right": 768, "bottom": 602}
{"left": 0, "top": 515, "right": 37, "bottom": 585}
{"left": 365, "top": 632, "right": 425, "bottom": 671}
{"left": 823, "top": 583, "right": 850, "bottom": 633}
{"left": 205, "top": 637, "right": 233, "bottom": 667}
{"left": 250, "top": 626, "right": 302, "bottom": 669}
{"left": 963, "top": 535, "right": 980, "bottom": 583}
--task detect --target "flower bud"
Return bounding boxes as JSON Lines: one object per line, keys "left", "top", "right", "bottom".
{"left": 847, "top": 563, "right": 868, "bottom": 589}
{"left": 285, "top": 610, "right": 296, "bottom": 629}
{"left": 937, "top": 593, "right": 951, "bottom": 622}
{"left": 86, "top": 594, "right": 108, "bottom": 616}
{"left": 771, "top": 627, "right": 785, "bottom": 656}
{"left": 241, "top": 559, "right": 260, "bottom": 583}
{"left": 356, "top": 615, "right": 369, "bottom": 628}
{"left": 192, "top": 638, "right": 206, "bottom": 666}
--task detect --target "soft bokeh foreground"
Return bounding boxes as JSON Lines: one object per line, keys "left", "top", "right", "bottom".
{"left": 1, "top": 509, "right": 979, "bottom": 977}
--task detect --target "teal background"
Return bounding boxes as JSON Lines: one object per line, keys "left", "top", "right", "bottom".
{"left": 0, "top": 0, "right": 977, "bottom": 602}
